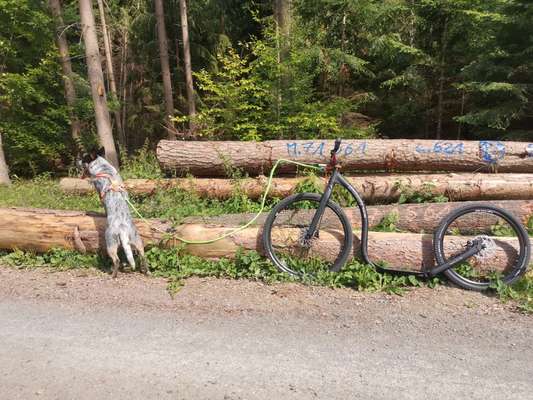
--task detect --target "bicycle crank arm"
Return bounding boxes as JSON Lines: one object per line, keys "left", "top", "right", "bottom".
{"left": 426, "top": 242, "right": 484, "bottom": 278}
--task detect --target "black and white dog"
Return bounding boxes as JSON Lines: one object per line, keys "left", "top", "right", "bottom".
{"left": 78, "top": 147, "right": 149, "bottom": 278}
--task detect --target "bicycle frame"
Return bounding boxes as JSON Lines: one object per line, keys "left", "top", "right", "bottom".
{"left": 305, "top": 167, "right": 484, "bottom": 277}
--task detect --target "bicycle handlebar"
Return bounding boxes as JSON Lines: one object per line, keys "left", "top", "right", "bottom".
{"left": 328, "top": 139, "right": 342, "bottom": 168}
{"left": 331, "top": 138, "right": 342, "bottom": 155}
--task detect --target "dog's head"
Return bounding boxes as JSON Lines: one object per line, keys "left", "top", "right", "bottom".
{"left": 76, "top": 147, "right": 114, "bottom": 178}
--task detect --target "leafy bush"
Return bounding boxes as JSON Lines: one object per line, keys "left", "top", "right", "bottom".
{"left": 120, "top": 142, "right": 163, "bottom": 180}
{"left": 177, "top": 31, "right": 376, "bottom": 141}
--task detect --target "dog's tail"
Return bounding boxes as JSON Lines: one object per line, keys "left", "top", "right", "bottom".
{"left": 119, "top": 231, "right": 136, "bottom": 269}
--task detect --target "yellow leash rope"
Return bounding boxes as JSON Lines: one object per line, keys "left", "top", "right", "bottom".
{"left": 125, "top": 159, "right": 321, "bottom": 245}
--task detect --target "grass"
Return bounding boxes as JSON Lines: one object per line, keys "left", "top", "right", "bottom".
{"left": 0, "top": 247, "right": 423, "bottom": 296}
{"left": 0, "top": 174, "right": 277, "bottom": 224}
{"left": 492, "top": 272, "right": 533, "bottom": 313}
{"left": 2, "top": 246, "right": 531, "bottom": 311}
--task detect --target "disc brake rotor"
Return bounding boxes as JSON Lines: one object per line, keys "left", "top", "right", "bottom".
{"left": 470, "top": 235, "right": 496, "bottom": 262}
{"left": 299, "top": 228, "right": 318, "bottom": 248}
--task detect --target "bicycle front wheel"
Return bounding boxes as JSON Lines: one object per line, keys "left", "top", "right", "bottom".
{"left": 262, "top": 193, "right": 354, "bottom": 276}
{"left": 433, "top": 204, "right": 531, "bottom": 291}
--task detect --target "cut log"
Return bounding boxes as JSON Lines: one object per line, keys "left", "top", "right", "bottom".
{"left": 0, "top": 207, "right": 526, "bottom": 273}
{"left": 156, "top": 139, "right": 533, "bottom": 176}
{"left": 185, "top": 200, "right": 533, "bottom": 234}
{"left": 61, "top": 172, "right": 533, "bottom": 203}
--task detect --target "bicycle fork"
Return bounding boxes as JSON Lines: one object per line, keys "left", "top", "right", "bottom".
{"left": 425, "top": 238, "right": 486, "bottom": 278}
{"left": 303, "top": 171, "right": 338, "bottom": 243}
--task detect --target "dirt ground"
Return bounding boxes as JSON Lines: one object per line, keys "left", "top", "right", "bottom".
{"left": 0, "top": 265, "right": 532, "bottom": 399}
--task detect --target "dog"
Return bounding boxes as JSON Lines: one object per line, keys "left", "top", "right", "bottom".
{"left": 78, "top": 147, "right": 149, "bottom": 278}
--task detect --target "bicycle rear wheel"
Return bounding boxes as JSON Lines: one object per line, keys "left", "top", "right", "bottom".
{"left": 433, "top": 204, "right": 531, "bottom": 291}
{"left": 262, "top": 193, "right": 353, "bottom": 276}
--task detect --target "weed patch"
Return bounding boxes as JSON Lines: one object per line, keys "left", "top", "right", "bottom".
{"left": 1, "top": 247, "right": 425, "bottom": 296}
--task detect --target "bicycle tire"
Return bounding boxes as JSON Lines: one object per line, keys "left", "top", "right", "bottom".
{"left": 262, "top": 193, "right": 354, "bottom": 275}
{"left": 433, "top": 204, "right": 531, "bottom": 291}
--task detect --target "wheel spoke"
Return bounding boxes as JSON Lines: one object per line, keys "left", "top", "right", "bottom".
{"left": 263, "top": 193, "right": 354, "bottom": 276}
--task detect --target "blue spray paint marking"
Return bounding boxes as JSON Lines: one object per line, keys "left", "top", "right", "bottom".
{"left": 527, "top": 143, "right": 533, "bottom": 158}
{"left": 479, "top": 141, "right": 506, "bottom": 164}
{"left": 415, "top": 145, "right": 431, "bottom": 154}
{"left": 313, "top": 142, "right": 325, "bottom": 156}
{"left": 286, "top": 143, "right": 298, "bottom": 157}
{"left": 286, "top": 141, "right": 367, "bottom": 157}
{"left": 415, "top": 141, "right": 464, "bottom": 156}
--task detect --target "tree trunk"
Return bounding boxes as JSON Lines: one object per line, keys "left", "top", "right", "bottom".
{"left": 60, "top": 173, "right": 533, "bottom": 203}
{"left": 0, "top": 132, "right": 11, "bottom": 186}
{"left": 184, "top": 200, "right": 533, "bottom": 234}
{"left": 0, "top": 207, "right": 522, "bottom": 273}
{"left": 435, "top": 17, "right": 448, "bottom": 140}
{"left": 179, "top": 0, "right": 196, "bottom": 129}
{"left": 273, "top": 0, "right": 291, "bottom": 125}
{"left": 96, "top": 0, "right": 126, "bottom": 147}
{"left": 154, "top": 0, "right": 175, "bottom": 136}
{"left": 175, "top": 38, "right": 183, "bottom": 103}
{"left": 78, "top": 0, "right": 119, "bottom": 168}
{"left": 274, "top": 0, "right": 291, "bottom": 60}
{"left": 156, "top": 139, "right": 533, "bottom": 176}
{"left": 48, "top": 0, "right": 82, "bottom": 146}
{"left": 457, "top": 90, "right": 465, "bottom": 140}
{"left": 120, "top": 26, "right": 129, "bottom": 146}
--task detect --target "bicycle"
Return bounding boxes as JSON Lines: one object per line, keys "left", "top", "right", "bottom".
{"left": 262, "top": 139, "right": 531, "bottom": 291}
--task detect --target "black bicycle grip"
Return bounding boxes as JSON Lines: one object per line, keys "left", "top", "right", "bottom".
{"left": 332, "top": 138, "right": 342, "bottom": 153}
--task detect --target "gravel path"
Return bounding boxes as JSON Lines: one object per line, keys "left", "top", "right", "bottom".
{"left": 0, "top": 266, "right": 532, "bottom": 399}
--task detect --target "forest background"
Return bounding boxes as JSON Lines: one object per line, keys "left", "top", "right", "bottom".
{"left": 1, "top": 0, "right": 532, "bottom": 177}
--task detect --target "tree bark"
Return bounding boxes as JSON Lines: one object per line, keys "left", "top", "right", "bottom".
{"left": 48, "top": 0, "right": 82, "bottom": 146}
{"left": 156, "top": 139, "right": 533, "bottom": 176}
{"left": 96, "top": 0, "right": 126, "bottom": 147}
{"left": 0, "top": 207, "right": 523, "bottom": 273}
{"left": 60, "top": 173, "right": 533, "bottom": 203}
{"left": 179, "top": 0, "right": 196, "bottom": 128}
{"left": 273, "top": 0, "right": 291, "bottom": 124}
{"left": 154, "top": 0, "right": 175, "bottom": 136}
{"left": 174, "top": 38, "right": 183, "bottom": 101}
{"left": 184, "top": 200, "right": 533, "bottom": 235}
{"left": 79, "top": 0, "right": 119, "bottom": 168}
{"left": 120, "top": 26, "right": 129, "bottom": 146}
{"left": 274, "top": 0, "right": 291, "bottom": 60}
{"left": 435, "top": 17, "right": 448, "bottom": 140}
{"left": 0, "top": 132, "right": 11, "bottom": 186}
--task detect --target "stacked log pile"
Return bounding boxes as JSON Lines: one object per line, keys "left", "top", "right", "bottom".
{"left": 5, "top": 139, "right": 533, "bottom": 269}
{"left": 0, "top": 206, "right": 525, "bottom": 272}
{"left": 156, "top": 139, "right": 533, "bottom": 176}
{"left": 61, "top": 173, "right": 533, "bottom": 203}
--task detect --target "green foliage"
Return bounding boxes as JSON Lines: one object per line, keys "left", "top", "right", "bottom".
{"left": 490, "top": 220, "right": 517, "bottom": 237}
{"left": 119, "top": 142, "right": 163, "bottom": 180}
{"left": 374, "top": 211, "right": 401, "bottom": 232}
{"left": 1, "top": 246, "right": 424, "bottom": 296}
{"left": 3, "top": 0, "right": 533, "bottom": 176}
{"left": 182, "top": 27, "right": 376, "bottom": 141}
{"left": 0, "top": 174, "right": 275, "bottom": 222}
{"left": 184, "top": 46, "right": 269, "bottom": 141}
{"left": 0, "top": 174, "right": 101, "bottom": 211}
{"left": 294, "top": 173, "right": 322, "bottom": 194}
{"left": 0, "top": 0, "right": 97, "bottom": 176}
{"left": 395, "top": 182, "right": 449, "bottom": 204}
{"left": 1, "top": 248, "right": 102, "bottom": 270}
{"left": 492, "top": 274, "right": 533, "bottom": 314}
{"left": 0, "top": 5, "right": 68, "bottom": 175}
